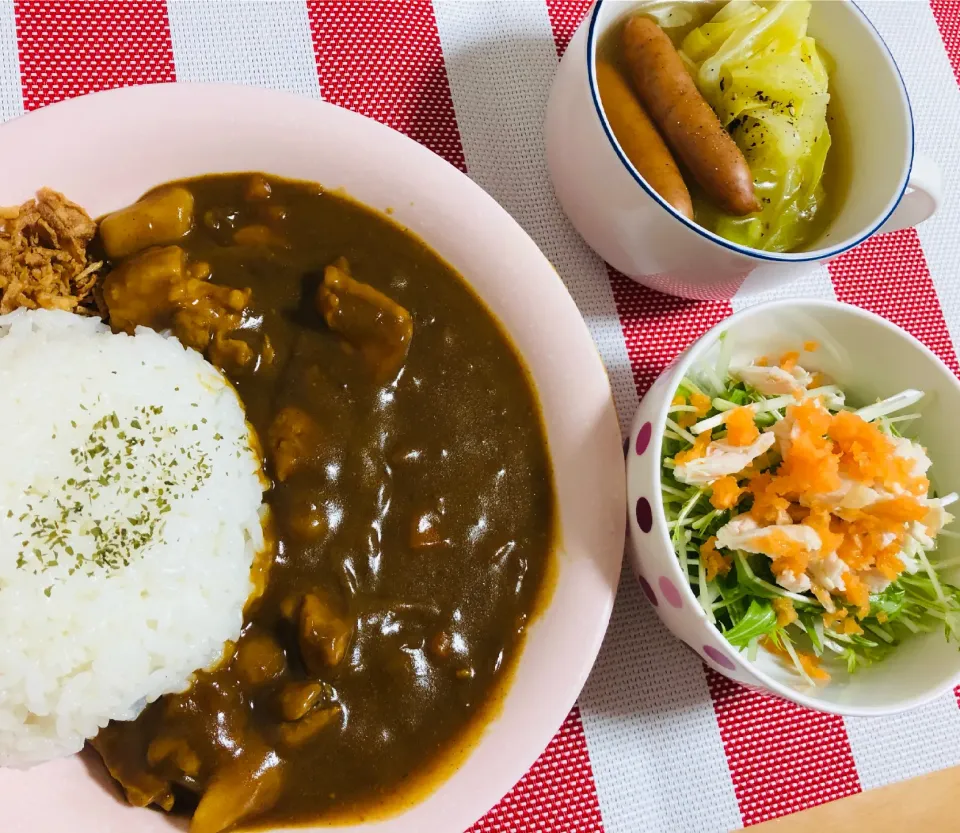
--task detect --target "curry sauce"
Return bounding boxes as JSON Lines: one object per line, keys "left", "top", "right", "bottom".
{"left": 90, "top": 174, "right": 556, "bottom": 830}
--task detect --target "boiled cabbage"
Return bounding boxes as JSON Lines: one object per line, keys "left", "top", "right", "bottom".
{"left": 679, "top": 1, "right": 833, "bottom": 252}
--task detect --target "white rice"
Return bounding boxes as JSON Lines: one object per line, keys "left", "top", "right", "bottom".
{"left": 0, "top": 309, "right": 266, "bottom": 768}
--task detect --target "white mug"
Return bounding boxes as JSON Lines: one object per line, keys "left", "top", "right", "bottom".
{"left": 545, "top": 0, "right": 942, "bottom": 300}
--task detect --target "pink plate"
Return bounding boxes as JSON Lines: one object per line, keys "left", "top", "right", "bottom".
{"left": 0, "top": 84, "right": 624, "bottom": 833}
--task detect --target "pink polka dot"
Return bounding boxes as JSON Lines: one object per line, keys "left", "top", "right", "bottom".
{"left": 659, "top": 576, "right": 683, "bottom": 608}
{"left": 638, "top": 575, "right": 658, "bottom": 606}
{"left": 635, "top": 497, "right": 653, "bottom": 533}
{"left": 704, "top": 644, "right": 736, "bottom": 670}
{"left": 634, "top": 421, "right": 652, "bottom": 456}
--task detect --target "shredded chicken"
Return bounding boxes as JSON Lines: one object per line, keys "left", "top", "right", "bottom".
{"left": 0, "top": 188, "right": 101, "bottom": 315}
{"left": 715, "top": 516, "right": 822, "bottom": 556}
{"left": 733, "top": 362, "right": 813, "bottom": 396}
{"left": 674, "top": 431, "right": 776, "bottom": 486}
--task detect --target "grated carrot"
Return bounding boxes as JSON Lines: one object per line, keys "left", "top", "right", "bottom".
{"left": 755, "top": 355, "right": 770, "bottom": 367}
{"left": 700, "top": 536, "right": 733, "bottom": 581}
{"left": 774, "top": 399, "right": 841, "bottom": 495}
{"left": 773, "top": 597, "right": 798, "bottom": 627}
{"left": 761, "top": 637, "right": 830, "bottom": 683}
{"left": 724, "top": 406, "right": 759, "bottom": 447}
{"left": 672, "top": 394, "right": 687, "bottom": 406}
{"left": 842, "top": 617, "right": 863, "bottom": 635}
{"left": 842, "top": 572, "right": 870, "bottom": 617}
{"left": 823, "top": 607, "right": 848, "bottom": 628}
{"left": 799, "top": 652, "right": 831, "bottom": 683}
{"left": 829, "top": 409, "right": 919, "bottom": 492}
{"left": 677, "top": 412, "right": 697, "bottom": 429}
{"left": 675, "top": 432, "right": 711, "bottom": 465}
{"left": 691, "top": 391, "right": 712, "bottom": 416}
{"left": 752, "top": 528, "right": 811, "bottom": 579}
{"left": 803, "top": 340, "right": 819, "bottom": 352}
{"left": 780, "top": 351, "right": 800, "bottom": 371}
{"left": 874, "top": 540, "right": 908, "bottom": 581}
{"left": 827, "top": 501, "right": 920, "bottom": 578}
{"left": 746, "top": 471, "right": 790, "bottom": 525}
{"left": 835, "top": 510, "right": 911, "bottom": 574}
{"left": 865, "top": 496, "right": 928, "bottom": 525}
{"left": 709, "top": 475, "right": 742, "bottom": 510}
{"left": 804, "top": 507, "right": 844, "bottom": 557}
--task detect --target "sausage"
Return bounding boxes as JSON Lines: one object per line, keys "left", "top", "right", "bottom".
{"left": 622, "top": 15, "right": 760, "bottom": 216}
{"left": 596, "top": 60, "right": 693, "bottom": 220}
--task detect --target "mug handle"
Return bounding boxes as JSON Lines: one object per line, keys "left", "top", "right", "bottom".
{"left": 877, "top": 153, "right": 942, "bottom": 234}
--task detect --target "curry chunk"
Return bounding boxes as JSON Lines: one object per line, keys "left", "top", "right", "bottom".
{"left": 102, "top": 245, "right": 187, "bottom": 333}
{"left": 93, "top": 664, "right": 263, "bottom": 821}
{"left": 99, "top": 186, "right": 195, "bottom": 260}
{"left": 267, "top": 406, "right": 322, "bottom": 482}
{"left": 91, "top": 723, "right": 175, "bottom": 811}
{"left": 410, "top": 508, "right": 446, "bottom": 550}
{"left": 146, "top": 736, "right": 201, "bottom": 779}
{"left": 299, "top": 593, "right": 354, "bottom": 673}
{"left": 206, "top": 329, "right": 255, "bottom": 371}
{"left": 316, "top": 258, "right": 412, "bottom": 382}
{"left": 172, "top": 282, "right": 251, "bottom": 354}
{"left": 428, "top": 630, "right": 453, "bottom": 661}
{"left": 102, "top": 244, "right": 254, "bottom": 372}
{"left": 245, "top": 175, "right": 272, "bottom": 201}
{"left": 234, "top": 630, "right": 286, "bottom": 686}
{"left": 278, "top": 705, "right": 341, "bottom": 747}
{"left": 233, "top": 224, "right": 287, "bottom": 248}
{"left": 285, "top": 494, "right": 328, "bottom": 541}
{"left": 277, "top": 681, "right": 328, "bottom": 722}
{"left": 190, "top": 746, "right": 283, "bottom": 833}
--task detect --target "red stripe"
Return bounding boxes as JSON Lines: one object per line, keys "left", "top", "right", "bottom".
{"left": 546, "top": 0, "right": 593, "bottom": 58}
{"left": 305, "top": 3, "right": 602, "bottom": 829}
{"left": 14, "top": 0, "right": 175, "bottom": 111}
{"left": 610, "top": 270, "right": 730, "bottom": 395}
{"left": 829, "top": 229, "right": 960, "bottom": 374}
{"left": 931, "top": 0, "right": 960, "bottom": 85}
{"left": 468, "top": 708, "right": 603, "bottom": 833}
{"left": 306, "top": 0, "right": 465, "bottom": 172}
{"left": 709, "top": 672, "right": 860, "bottom": 826}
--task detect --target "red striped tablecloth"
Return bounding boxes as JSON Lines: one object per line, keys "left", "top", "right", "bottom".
{"left": 7, "top": 2, "right": 960, "bottom": 831}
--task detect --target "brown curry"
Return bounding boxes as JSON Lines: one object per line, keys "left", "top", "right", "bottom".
{"left": 89, "top": 174, "right": 556, "bottom": 831}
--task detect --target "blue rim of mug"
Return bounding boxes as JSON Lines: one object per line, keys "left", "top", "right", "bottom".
{"left": 585, "top": 0, "right": 915, "bottom": 264}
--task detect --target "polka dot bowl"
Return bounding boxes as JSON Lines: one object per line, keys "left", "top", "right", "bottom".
{"left": 626, "top": 299, "right": 960, "bottom": 716}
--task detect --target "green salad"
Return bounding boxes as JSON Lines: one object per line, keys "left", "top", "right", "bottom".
{"left": 661, "top": 337, "right": 960, "bottom": 684}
